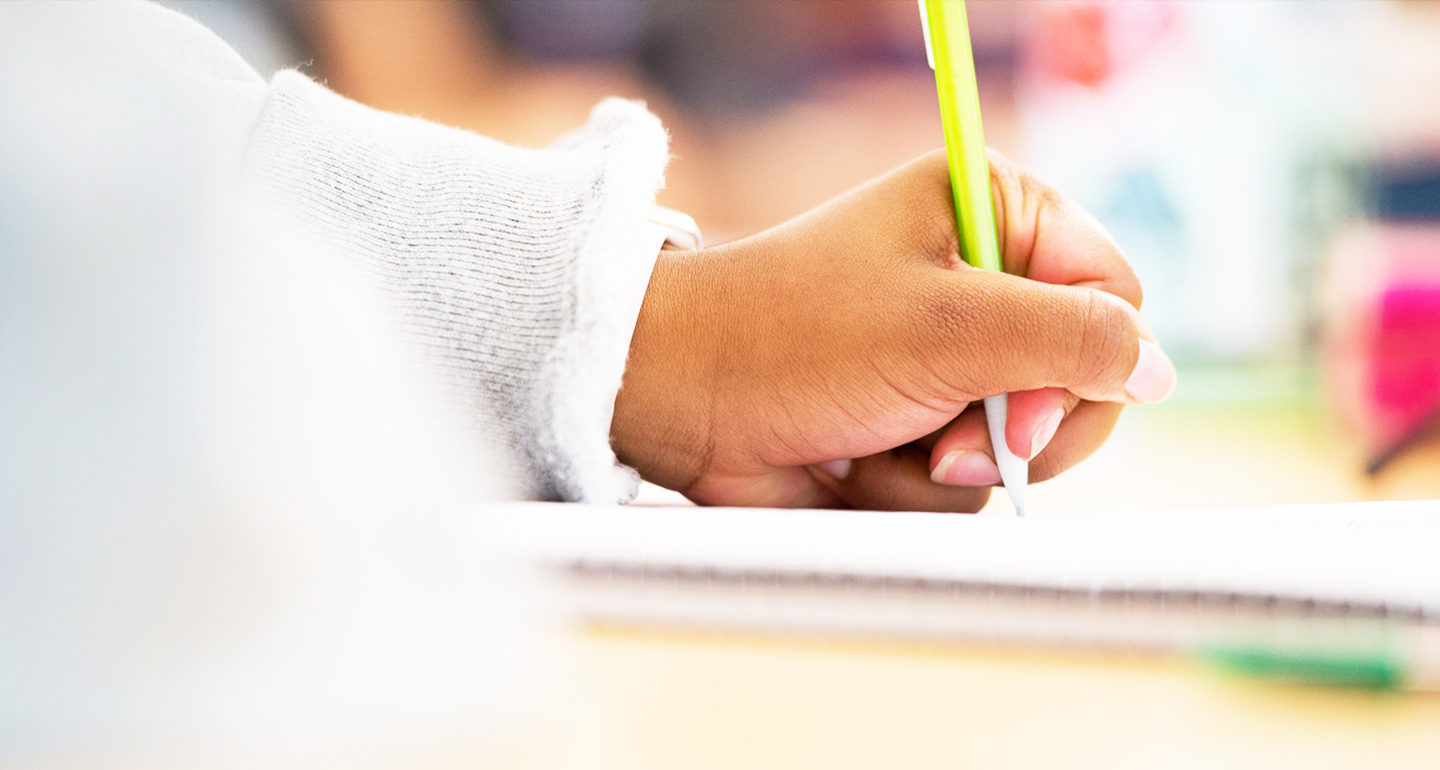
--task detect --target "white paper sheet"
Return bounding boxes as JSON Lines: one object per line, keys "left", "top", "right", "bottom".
{"left": 488, "top": 499, "right": 1440, "bottom": 612}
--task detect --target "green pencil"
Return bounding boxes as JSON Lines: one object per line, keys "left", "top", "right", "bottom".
{"left": 920, "top": 0, "right": 1027, "bottom": 514}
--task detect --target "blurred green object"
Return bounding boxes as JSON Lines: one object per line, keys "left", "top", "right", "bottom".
{"left": 1201, "top": 644, "right": 1406, "bottom": 691}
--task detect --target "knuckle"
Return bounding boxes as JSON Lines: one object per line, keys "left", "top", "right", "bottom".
{"left": 1113, "top": 267, "right": 1144, "bottom": 310}
{"left": 1096, "top": 236, "right": 1145, "bottom": 309}
{"left": 999, "top": 154, "right": 1064, "bottom": 213}
{"left": 1069, "top": 290, "right": 1135, "bottom": 390}
{"left": 1025, "top": 169, "right": 1066, "bottom": 212}
{"left": 1074, "top": 206, "right": 1145, "bottom": 309}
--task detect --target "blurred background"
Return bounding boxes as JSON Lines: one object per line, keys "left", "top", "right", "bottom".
{"left": 164, "top": 0, "right": 1440, "bottom": 511}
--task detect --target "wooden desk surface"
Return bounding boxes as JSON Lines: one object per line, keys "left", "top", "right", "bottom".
{"left": 579, "top": 626, "right": 1440, "bottom": 770}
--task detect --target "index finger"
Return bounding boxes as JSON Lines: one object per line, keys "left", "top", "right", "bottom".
{"left": 987, "top": 148, "right": 1144, "bottom": 311}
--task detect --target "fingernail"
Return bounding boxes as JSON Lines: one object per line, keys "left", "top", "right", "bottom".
{"left": 1027, "top": 408, "right": 1065, "bottom": 461}
{"left": 1124, "top": 339, "right": 1178, "bottom": 403}
{"left": 1133, "top": 313, "right": 1158, "bottom": 343}
{"left": 818, "top": 459, "right": 852, "bottom": 480}
{"left": 930, "top": 450, "right": 1002, "bottom": 486}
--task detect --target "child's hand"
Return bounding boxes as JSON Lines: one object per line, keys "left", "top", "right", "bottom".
{"left": 612, "top": 149, "right": 1175, "bottom": 510}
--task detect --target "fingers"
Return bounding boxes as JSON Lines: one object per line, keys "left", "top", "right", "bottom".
{"left": 806, "top": 392, "right": 1111, "bottom": 511}
{"left": 986, "top": 148, "right": 1143, "bottom": 310}
{"left": 925, "top": 403, "right": 999, "bottom": 486}
{"left": 915, "top": 268, "right": 1177, "bottom": 405}
{"left": 1004, "top": 387, "right": 1072, "bottom": 460}
{"left": 1026, "top": 400, "right": 1122, "bottom": 483}
{"left": 807, "top": 444, "right": 992, "bottom": 513}
{"left": 685, "top": 465, "right": 844, "bottom": 508}
{"left": 928, "top": 397, "right": 1123, "bottom": 488}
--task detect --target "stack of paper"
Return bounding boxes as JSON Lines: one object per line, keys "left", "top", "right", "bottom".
{"left": 490, "top": 500, "right": 1440, "bottom": 688}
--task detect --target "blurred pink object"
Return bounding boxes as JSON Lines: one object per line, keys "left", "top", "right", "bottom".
{"left": 1025, "top": 0, "right": 1176, "bottom": 89}
{"left": 1325, "top": 225, "right": 1440, "bottom": 471}
{"left": 1372, "top": 285, "right": 1440, "bottom": 435}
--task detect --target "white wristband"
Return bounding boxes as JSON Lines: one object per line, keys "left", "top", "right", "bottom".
{"left": 645, "top": 205, "right": 703, "bottom": 251}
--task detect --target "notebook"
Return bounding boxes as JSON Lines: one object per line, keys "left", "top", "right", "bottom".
{"left": 489, "top": 499, "right": 1440, "bottom": 689}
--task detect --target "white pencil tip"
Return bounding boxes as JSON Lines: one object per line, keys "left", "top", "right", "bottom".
{"left": 983, "top": 394, "right": 1030, "bottom": 518}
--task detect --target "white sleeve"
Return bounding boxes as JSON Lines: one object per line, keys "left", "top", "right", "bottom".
{"left": 239, "top": 71, "right": 671, "bottom": 504}
{"left": 0, "top": 3, "right": 662, "bottom": 758}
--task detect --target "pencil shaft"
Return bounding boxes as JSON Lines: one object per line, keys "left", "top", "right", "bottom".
{"left": 924, "top": 0, "right": 1025, "bottom": 515}
{"left": 926, "top": 0, "right": 1002, "bottom": 273}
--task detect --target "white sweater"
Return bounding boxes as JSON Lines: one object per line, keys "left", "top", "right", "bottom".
{"left": 0, "top": 1, "right": 666, "bottom": 509}
{"left": 0, "top": 1, "right": 668, "bottom": 760}
{"left": 245, "top": 72, "right": 666, "bottom": 504}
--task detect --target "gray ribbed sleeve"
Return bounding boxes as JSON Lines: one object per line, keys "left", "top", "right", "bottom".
{"left": 239, "top": 71, "right": 668, "bottom": 503}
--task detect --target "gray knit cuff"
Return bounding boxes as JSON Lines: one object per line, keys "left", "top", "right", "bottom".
{"left": 240, "top": 72, "right": 669, "bottom": 503}
{"left": 540, "top": 100, "right": 670, "bottom": 504}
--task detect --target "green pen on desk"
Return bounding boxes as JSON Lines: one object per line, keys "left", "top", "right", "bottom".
{"left": 920, "top": 0, "right": 1027, "bottom": 515}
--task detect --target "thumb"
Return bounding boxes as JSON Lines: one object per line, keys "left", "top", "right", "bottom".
{"left": 926, "top": 270, "right": 1176, "bottom": 404}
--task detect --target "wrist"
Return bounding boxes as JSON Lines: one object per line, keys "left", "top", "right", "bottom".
{"left": 610, "top": 247, "right": 718, "bottom": 495}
